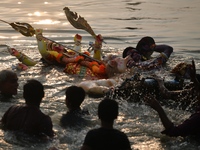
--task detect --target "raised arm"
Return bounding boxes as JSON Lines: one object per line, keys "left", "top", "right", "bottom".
{"left": 154, "top": 44, "right": 173, "bottom": 58}
{"left": 144, "top": 94, "right": 173, "bottom": 129}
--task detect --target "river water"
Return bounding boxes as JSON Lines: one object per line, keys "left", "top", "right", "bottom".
{"left": 0, "top": 0, "right": 200, "bottom": 150}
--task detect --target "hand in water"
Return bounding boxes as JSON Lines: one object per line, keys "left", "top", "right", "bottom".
{"left": 147, "top": 74, "right": 169, "bottom": 97}
{"left": 143, "top": 94, "right": 162, "bottom": 112}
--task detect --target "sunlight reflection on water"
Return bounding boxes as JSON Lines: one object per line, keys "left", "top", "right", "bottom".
{"left": 0, "top": 0, "right": 200, "bottom": 149}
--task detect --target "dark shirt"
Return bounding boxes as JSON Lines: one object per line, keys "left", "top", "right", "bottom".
{"left": 60, "top": 109, "right": 89, "bottom": 129}
{"left": 127, "top": 45, "right": 173, "bottom": 69}
{"left": 83, "top": 127, "right": 131, "bottom": 150}
{"left": 1, "top": 104, "right": 54, "bottom": 138}
{"left": 161, "top": 107, "right": 200, "bottom": 137}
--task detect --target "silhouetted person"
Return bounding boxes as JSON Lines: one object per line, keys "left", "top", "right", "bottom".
{"left": 81, "top": 98, "right": 131, "bottom": 150}
{"left": 0, "top": 79, "right": 54, "bottom": 139}
{"left": 144, "top": 60, "right": 200, "bottom": 137}
{"left": 123, "top": 36, "right": 173, "bottom": 70}
{"left": 60, "top": 85, "right": 89, "bottom": 128}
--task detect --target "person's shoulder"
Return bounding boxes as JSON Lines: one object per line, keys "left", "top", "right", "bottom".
{"left": 60, "top": 111, "right": 74, "bottom": 120}
{"left": 88, "top": 127, "right": 100, "bottom": 132}
{"left": 111, "top": 128, "right": 130, "bottom": 139}
{"left": 85, "top": 128, "right": 100, "bottom": 137}
{"left": 60, "top": 111, "right": 90, "bottom": 128}
{"left": 113, "top": 128, "right": 127, "bottom": 134}
{"left": 87, "top": 127, "right": 118, "bottom": 135}
{"left": 8, "top": 105, "right": 44, "bottom": 115}
{"left": 60, "top": 113, "right": 70, "bottom": 124}
{"left": 78, "top": 109, "right": 90, "bottom": 116}
{"left": 25, "top": 105, "right": 51, "bottom": 119}
{"left": 6, "top": 104, "right": 24, "bottom": 111}
{"left": 63, "top": 109, "right": 89, "bottom": 117}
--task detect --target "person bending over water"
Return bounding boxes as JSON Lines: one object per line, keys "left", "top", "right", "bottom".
{"left": 0, "top": 69, "right": 19, "bottom": 101}
{"left": 60, "top": 85, "right": 89, "bottom": 128}
{"left": 144, "top": 60, "right": 200, "bottom": 137}
{"left": 81, "top": 98, "right": 132, "bottom": 150}
{"left": 123, "top": 36, "right": 173, "bottom": 70}
{"left": 0, "top": 79, "right": 54, "bottom": 140}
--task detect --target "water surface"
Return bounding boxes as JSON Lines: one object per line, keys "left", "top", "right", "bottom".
{"left": 0, "top": 0, "right": 200, "bottom": 149}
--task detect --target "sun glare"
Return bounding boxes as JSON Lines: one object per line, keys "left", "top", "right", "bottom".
{"left": 0, "top": 36, "right": 6, "bottom": 39}
{"left": 34, "top": 12, "right": 41, "bottom": 16}
{"left": 35, "top": 19, "right": 60, "bottom": 25}
{"left": 11, "top": 36, "right": 20, "bottom": 39}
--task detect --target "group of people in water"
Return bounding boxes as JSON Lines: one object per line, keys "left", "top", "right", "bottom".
{"left": 1, "top": 35, "right": 200, "bottom": 149}
{"left": 0, "top": 69, "right": 131, "bottom": 149}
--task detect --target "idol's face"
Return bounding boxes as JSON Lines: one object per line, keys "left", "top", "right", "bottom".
{"left": 108, "top": 55, "right": 132, "bottom": 73}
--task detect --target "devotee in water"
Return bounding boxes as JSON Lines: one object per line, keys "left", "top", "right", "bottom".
{"left": 60, "top": 85, "right": 90, "bottom": 129}
{"left": 122, "top": 36, "right": 173, "bottom": 70}
{"left": 81, "top": 98, "right": 132, "bottom": 150}
{"left": 144, "top": 60, "right": 200, "bottom": 137}
{"left": 0, "top": 79, "right": 54, "bottom": 140}
{"left": 0, "top": 69, "right": 19, "bottom": 101}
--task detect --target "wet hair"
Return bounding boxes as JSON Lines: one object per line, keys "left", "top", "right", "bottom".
{"left": 136, "top": 36, "right": 155, "bottom": 54}
{"left": 23, "top": 79, "right": 44, "bottom": 106}
{"left": 98, "top": 98, "right": 118, "bottom": 122}
{"left": 0, "top": 70, "right": 16, "bottom": 84}
{"left": 122, "top": 47, "right": 137, "bottom": 58}
{"left": 65, "top": 85, "right": 86, "bottom": 108}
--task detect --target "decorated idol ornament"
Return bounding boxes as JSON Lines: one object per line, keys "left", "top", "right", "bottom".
{"left": 7, "top": 47, "right": 37, "bottom": 66}
{"left": 0, "top": 19, "right": 35, "bottom": 36}
{"left": 0, "top": 19, "right": 100, "bottom": 63}
{"left": 74, "top": 34, "right": 82, "bottom": 53}
{"left": 63, "top": 7, "right": 106, "bottom": 60}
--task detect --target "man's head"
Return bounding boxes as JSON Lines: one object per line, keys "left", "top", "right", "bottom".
{"left": 98, "top": 98, "right": 118, "bottom": 123}
{"left": 0, "top": 70, "right": 18, "bottom": 96}
{"left": 136, "top": 36, "right": 156, "bottom": 60}
{"left": 122, "top": 47, "right": 141, "bottom": 62}
{"left": 65, "top": 86, "right": 86, "bottom": 110}
{"left": 23, "top": 79, "right": 44, "bottom": 107}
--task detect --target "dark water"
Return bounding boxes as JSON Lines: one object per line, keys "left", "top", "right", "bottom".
{"left": 0, "top": 0, "right": 200, "bottom": 149}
